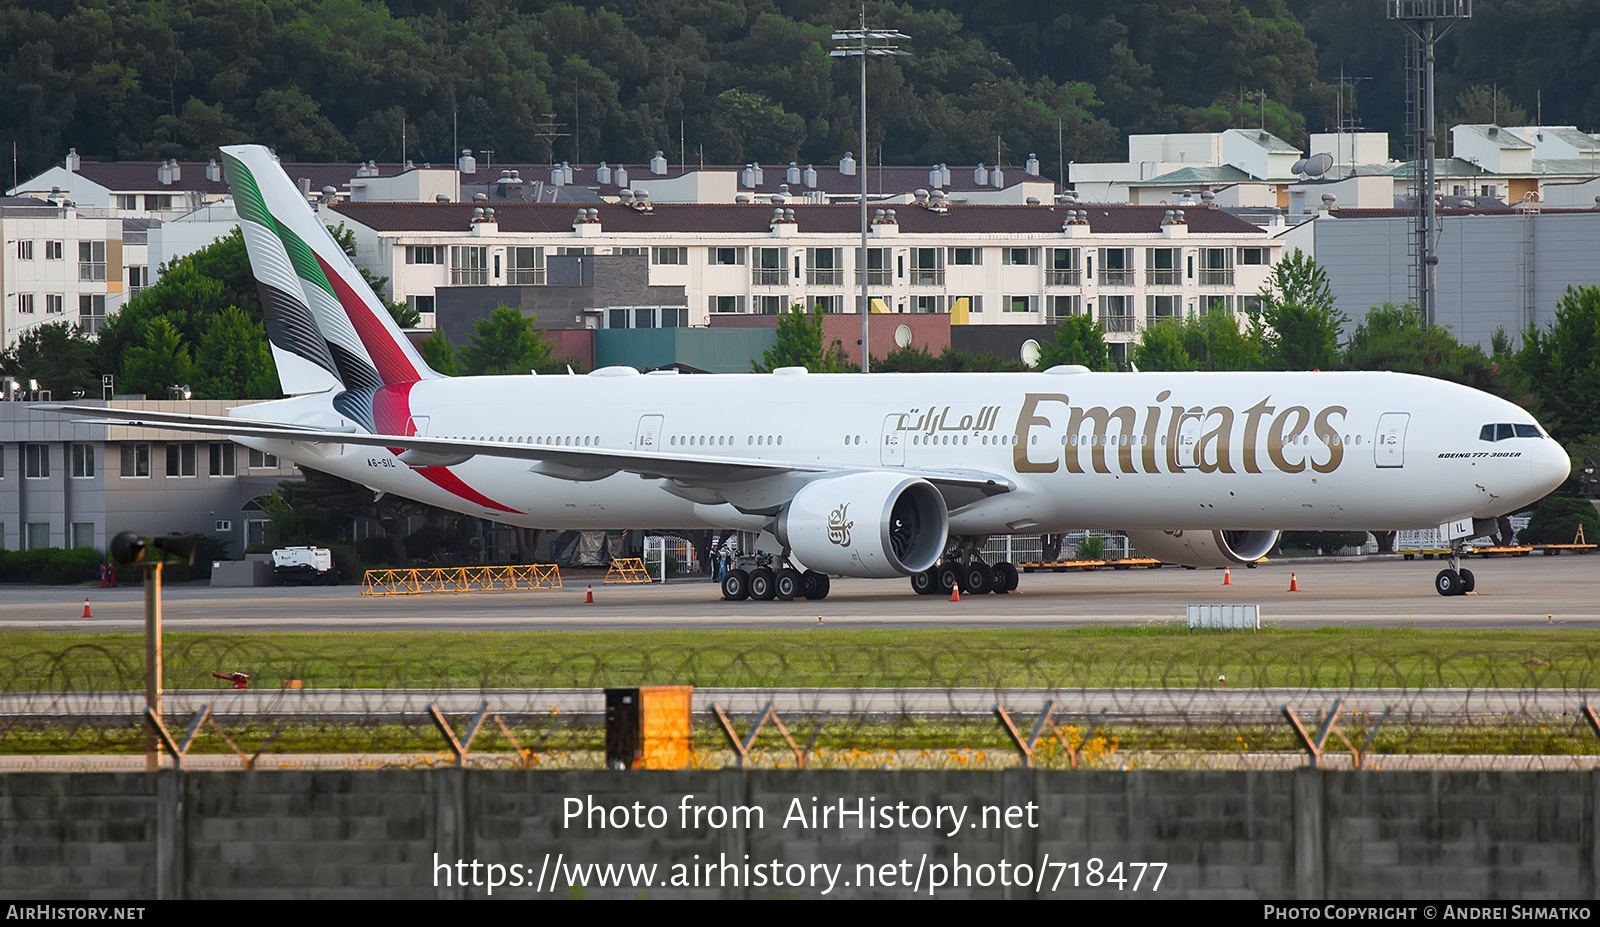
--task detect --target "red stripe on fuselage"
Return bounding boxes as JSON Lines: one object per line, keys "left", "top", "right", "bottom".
{"left": 369, "top": 380, "right": 521, "bottom": 514}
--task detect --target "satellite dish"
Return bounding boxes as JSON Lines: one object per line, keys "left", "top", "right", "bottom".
{"left": 1020, "top": 339, "right": 1042, "bottom": 369}
{"left": 1304, "top": 152, "right": 1334, "bottom": 177}
{"left": 1291, "top": 158, "right": 1307, "bottom": 175}
{"left": 894, "top": 324, "right": 912, "bottom": 349}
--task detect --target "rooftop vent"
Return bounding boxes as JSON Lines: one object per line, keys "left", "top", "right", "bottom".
{"left": 786, "top": 162, "right": 801, "bottom": 184}
{"left": 614, "top": 165, "right": 629, "bottom": 188}
{"left": 973, "top": 163, "right": 987, "bottom": 186}
{"left": 205, "top": 159, "right": 222, "bottom": 182}
{"left": 459, "top": 149, "right": 476, "bottom": 174}
{"left": 1025, "top": 153, "right": 1040, "bottom": 176}
{"left": 650, "top": 150, "right": 668, "bottom": 175}
{"left": 840, "top": 152, "right": 856, "bottom": 176}
{"left": 596, "top": 162, "right": 611, "bottom": 185}
{"left": 803, "top": 164, "right": 817, "bottom": 188}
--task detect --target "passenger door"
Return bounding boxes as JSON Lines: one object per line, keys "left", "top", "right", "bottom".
{"left": 880, "top": 414, "right": 905, "bottom": 466}
{"left": 635, "top": 415, "right": 664, "bottom": 452}
{"left": 1375, "top": 413, "right": 1409, "bottom": 468}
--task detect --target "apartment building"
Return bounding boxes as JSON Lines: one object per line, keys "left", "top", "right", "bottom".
{"left": 328, "top": 198, "right": 1279, "bottom": 360}
{"left": 0, "top": 198, "right": 148, "bottom": 349}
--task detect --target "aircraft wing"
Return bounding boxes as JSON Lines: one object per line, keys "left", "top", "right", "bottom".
{"left": 35, "top": 404, "right": 1014, "bottom": 496}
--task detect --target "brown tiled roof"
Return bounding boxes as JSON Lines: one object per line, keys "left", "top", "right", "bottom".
{"left": 327, "top": 202, "right": 1264, "bottom": 236}
{"left": 63, "top": 157, "right": 1058, "bottom": 198}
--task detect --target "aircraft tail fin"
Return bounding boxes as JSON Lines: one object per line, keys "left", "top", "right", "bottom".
{"left": 219, "top": 144, "right": 439, "bottom": 397}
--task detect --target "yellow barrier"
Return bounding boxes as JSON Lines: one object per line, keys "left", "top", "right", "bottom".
{"left": 360, "top": 564, "right": 562, "bottom": 596}
{"left": 604, "top": 558, "right": 653, "bottom": 584}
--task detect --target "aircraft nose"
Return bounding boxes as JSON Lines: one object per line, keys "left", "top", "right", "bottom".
{"left": 1531, "top": 440, "right": 1571, "bottom": 495}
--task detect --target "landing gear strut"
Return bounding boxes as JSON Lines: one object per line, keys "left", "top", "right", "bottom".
{"left": 912, "top": 537, "right": 1020, "bottom": 596}
{"left": 720, "top": 551, "right": 831, "bottom": 602}
{"left": 1433, "top": 543, "right": 1476, "bottom": 597}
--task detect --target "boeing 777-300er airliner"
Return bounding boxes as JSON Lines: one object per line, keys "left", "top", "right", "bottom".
{"left": 41, "top": 145, "right": 1570, "bottom": 600}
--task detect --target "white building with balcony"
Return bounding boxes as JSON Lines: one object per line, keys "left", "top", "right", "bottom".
{"left": 327, "top": 198, "right": 1279, "bottom": 357}
{"left": 1, "top": 199, "right": 148, "bottom": 349}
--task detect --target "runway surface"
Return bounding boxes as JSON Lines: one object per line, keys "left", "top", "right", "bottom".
{"left": 3, "top": 685, "right": 1591, "bottom": 720}
{"left": 2, "top": 555, "right": 1595, "bottom": 631}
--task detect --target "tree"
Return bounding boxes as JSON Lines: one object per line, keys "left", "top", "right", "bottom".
{"left": 875, "top": 343, "right": 943, "bottom": 372}
{"left": 1133, "top": 320, "right": 1195, "bottom": 372}
{"left": 752, "top": 307, "right": 853, "bottom": 373}
{"left": 1520, "top": 497, "right": 1600, "bottom": 546}
{"left": 420, "top": 328, "right": 460, "bottom": 376}
{"left": 1257, "top": 249, "right": 1345, "bottom": 370}
{"left": 192, "top": 306, "right": 278, "bottom": 399}
{"left": 0, "top": 322, "right": 99, "bottom": 398}
{"left": 120, "top": 317, "right": 194, "bottom": 398}
{"left": 1343, "top": 302, "right": 1510, "bottom": 397}
{"left": 1036, "top": 315, "right": 1111, "bottom": 371}
{"left": 458, "top": 305, "right": 558, "bottom": 376}
{"left": 1515, "top": 286, "right": 1600, "bottom": 445}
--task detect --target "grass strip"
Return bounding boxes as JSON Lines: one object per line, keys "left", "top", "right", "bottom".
{"left": 3, "top": 626, "right": 1599, "bottom": 691}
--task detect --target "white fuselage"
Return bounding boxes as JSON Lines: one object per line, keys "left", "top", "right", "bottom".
{"left": 234, "top": 368, "right": 1569, "bottom": 535}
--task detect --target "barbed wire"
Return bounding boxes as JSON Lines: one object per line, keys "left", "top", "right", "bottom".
{"left": 2, "top": 640, "right": 1600, "bottom": 770}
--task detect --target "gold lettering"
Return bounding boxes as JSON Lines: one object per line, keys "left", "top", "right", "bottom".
{"left": 1141, "top": 390, "right": 1169, "bottom": 474}
{"left": 1241, "top": 396, "right": 1275, "bottom": 474}
{"left": 1311, "top": 405, "right": 1348, "bottom": 473}
{"left": 1067, "top": 405, "right": 1138, "bottom": 474}
{"left": 1012, "top": 393, "right": 1067, "bottom": 474}
{"left": 1196, "top": 406, "right": 1236, "bottom": 473}
{"left": 1268, "top": 406, "right": 1311, "bottom": 473}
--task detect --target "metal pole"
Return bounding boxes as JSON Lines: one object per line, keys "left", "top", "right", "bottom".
{"left": 859, "top": 43, "right": 870, "bottom": 373}
{"left": 1421, "top": 20, "right": 1438, "bottom": 328}
{"left": 145, "top": 561, "right": 162, "bottom": 771}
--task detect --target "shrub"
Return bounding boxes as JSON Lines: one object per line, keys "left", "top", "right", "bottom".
{"left": 0, "top": 547, "right": 105, "bottom": 584}
{"left": 1075, "top": 535, "right": 1107, "bottom": 560}
{"left": 1280, "top": 531, "right": 1369, "bottom": 554}
{"left": 1521, "top": 497, "right": 1600, "bottom": 545}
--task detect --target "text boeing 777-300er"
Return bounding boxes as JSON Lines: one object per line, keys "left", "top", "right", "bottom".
{"left": 41, "top": 145, "right": 1570, "bottom": 600}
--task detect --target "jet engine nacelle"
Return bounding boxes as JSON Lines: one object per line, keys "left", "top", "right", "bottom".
{"left": 1123, "top": 529, "right": 1279, "bottom": 567}
{"left": 776, "top": 472, "right": 948, "bottom": 578}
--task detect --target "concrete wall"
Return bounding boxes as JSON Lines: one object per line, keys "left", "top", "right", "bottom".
{"left": 4, "top": 769, "right": 1597, "bottom": 899}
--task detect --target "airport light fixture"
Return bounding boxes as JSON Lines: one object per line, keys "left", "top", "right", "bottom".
{"left": 831, "top": 21, "right": 909, "bottom": 373}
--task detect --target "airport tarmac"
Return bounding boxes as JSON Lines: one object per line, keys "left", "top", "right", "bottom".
{"left": 1, "top": 554, "right": 1595, "bottom": 631}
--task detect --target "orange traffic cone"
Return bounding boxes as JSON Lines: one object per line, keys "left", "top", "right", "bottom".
{"left": 82, "top": 597, "right": 92, "bottom": 618}
{"left": 585, "top": 584, "right": 594, "bottom": 604}
{"left": 1288, "top": 572, "right": 1300, "bottom": 592}
{"left": 949, "top": 581, "right": 961, "bottom": 603}
{"left": 1221, "top": 568, "right": 1232, "bottom": 586}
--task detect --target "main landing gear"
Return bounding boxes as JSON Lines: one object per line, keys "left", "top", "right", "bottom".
{"left": 721, "top": 551, "right": 831, "bottom": 602}
{"left": 910, "top": 537, "right": 1020, "bottom": 596}
{"left": 1433, "top": 543, "right": 1476, "bottom": 597}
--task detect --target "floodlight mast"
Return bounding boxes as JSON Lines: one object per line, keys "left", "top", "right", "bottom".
{"left": 832, "top": 21, "right": 909, "bottom": 373}
{"left": 1389, "top": 0, "right": 1471, "bottom": 329}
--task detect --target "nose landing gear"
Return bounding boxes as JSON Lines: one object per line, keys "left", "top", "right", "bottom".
{"left": 1433, "top": 543, "right": 1477, "bottom": 596}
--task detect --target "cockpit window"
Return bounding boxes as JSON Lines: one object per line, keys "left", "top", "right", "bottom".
{"left": 1481, "top": 423, "right": 1545, "bottom": 441}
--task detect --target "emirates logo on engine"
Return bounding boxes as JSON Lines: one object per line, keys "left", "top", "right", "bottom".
{"left": 827, "top": 504, "right": 854, "bottom": 548}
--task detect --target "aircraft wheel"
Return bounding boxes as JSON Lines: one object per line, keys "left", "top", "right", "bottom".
{"left": 749, "top": 567, "right": 776, "bottom": 601}
{"left": 910, "top": 568, "right": 937, "bottom": 595}
{"left": 993, "top": 561, "right": 1019, "bottom": 593}
{"left": 721, "top": 568, "right": 750, "bottom": 601}
{"left": 935, "top": 563, "right": 959, "bottom": 594}
{"left": 775, "top": 568, "right": 802, "bottom": 601}
{"left": 963, "top": 562, "right": 994, "bottom": 595}
{"left": 808, "top": 572, "right": 831, "bottom": 600}
{"left": 1434, "top": 568, "right": 1462, "bottom": 597}
{"left": 1459, "top": 568, "right": 1475, "bottom": 593}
